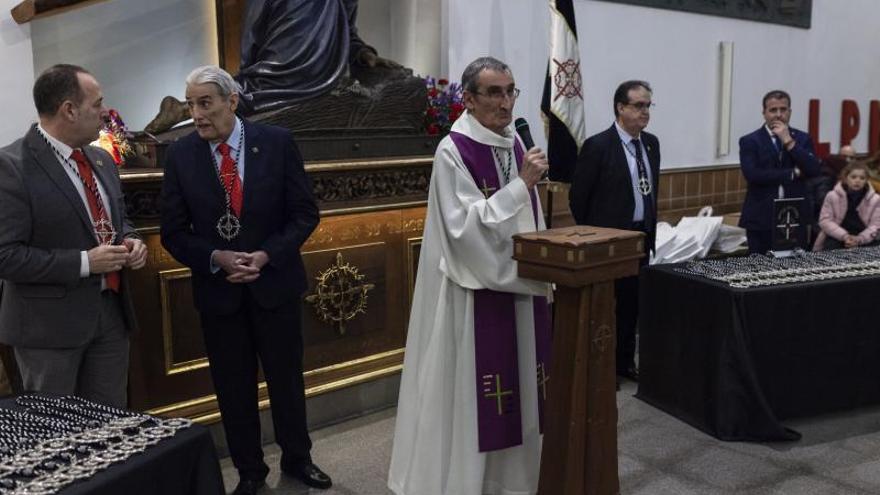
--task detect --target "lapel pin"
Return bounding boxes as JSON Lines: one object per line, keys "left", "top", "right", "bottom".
{"left": 252, "top": 147, "right": 259, "bottom": 154}
{"left": 96, "top": 159, "right": 104, "bottom": 167}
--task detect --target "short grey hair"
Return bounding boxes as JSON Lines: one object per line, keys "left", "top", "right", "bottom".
{"left": 185, "top": 65, "right": 241, "bottom": 98}
{"left": 461, "top": 57, "right": 511, "bottom": 93}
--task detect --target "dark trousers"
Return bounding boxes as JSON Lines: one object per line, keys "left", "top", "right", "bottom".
{"left": 200, "top": 290, "right": 312, "bottom": 482}
{"left": 746, "top": 229, "right": 772, "bottom": 255}
{"left": 823, "top": 237, "right": 845, "bottom": 250}
{"left": 615, "top": 270, "right": 641, "bottom": 373}
{"left": 615, "top": 225, "right": 650, "bottom": 373}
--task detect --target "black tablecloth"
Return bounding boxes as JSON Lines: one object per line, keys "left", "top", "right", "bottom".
{"left": 637, "top": 264, "right": 880, "bottom": 442}
{"left": 0, "top": 397, "right": 224, "bottom": 495}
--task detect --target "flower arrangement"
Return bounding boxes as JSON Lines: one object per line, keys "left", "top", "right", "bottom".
{"left": 424, "top": 77, "right": 464, "bottom": 136}
{"left": 91, "top": 109, "right": 133, "bottom": 166}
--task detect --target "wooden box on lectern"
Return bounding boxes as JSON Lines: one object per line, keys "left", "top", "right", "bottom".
{"left": 514, "top": 226, "right": 644, "bottom": 284}
{"left": 513, "top": 225, "right": 645, "bottom": 495}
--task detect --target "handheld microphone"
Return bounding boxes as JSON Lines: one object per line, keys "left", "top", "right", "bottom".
{"left": 514, "top": 118, "right": 535, "bottom": 150}
{"left": 514, "top": 117, "right": 549, "bottom": 181}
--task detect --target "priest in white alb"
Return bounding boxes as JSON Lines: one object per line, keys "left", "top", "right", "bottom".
{"left": 388, "top": 57, "right": 553, "bottom": 495}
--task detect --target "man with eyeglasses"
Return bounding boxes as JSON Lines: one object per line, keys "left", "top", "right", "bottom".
{"left": 389, "top": 56, "right": 552, "bottom": 495}
{"left": 569, "top": 80, "right": 661, "bottom": 386}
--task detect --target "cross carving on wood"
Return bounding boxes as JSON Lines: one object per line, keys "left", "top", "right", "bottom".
{"left": 593, "top": 324, "right": 613, "bottom": 355}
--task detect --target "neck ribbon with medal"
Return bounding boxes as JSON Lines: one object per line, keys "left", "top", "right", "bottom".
{"left": 44, "top": 135, "right": 117, "bottom": 245}
{"left": 622, "top": 138, "right": 652, "bottom": 197}
{"left": 212, "top": 124, "right": 244, "bottom": 241}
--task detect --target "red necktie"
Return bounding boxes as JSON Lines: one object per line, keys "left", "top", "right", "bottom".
{"left": 217, "top": 143, "right": 243, "bottom": 216}
{"left": 70, "top": 149, "right": 120, "bottom": 292}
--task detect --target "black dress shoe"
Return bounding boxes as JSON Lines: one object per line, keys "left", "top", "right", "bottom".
{"left": 231, "top": 478, "right": 265, "bottom": 495}
{"left": 618, "top": 365, "right": 639, "bottom": 382}
{"left": 283, "top": 462, "right": 332, "bottom": 489}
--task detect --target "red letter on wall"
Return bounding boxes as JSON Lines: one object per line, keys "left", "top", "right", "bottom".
{"left": 809, "top": 99, "right": 831, "bottom": 158}
{"left": 840, "top": 100, "right": 860, "bottom": 147}
{"left": 870, "top": 100, "right": 880, "bottom": 154}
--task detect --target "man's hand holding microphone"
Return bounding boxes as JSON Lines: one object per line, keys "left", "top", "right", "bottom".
{"left": 515, "top": 118, "right": 549, "bottom": 189}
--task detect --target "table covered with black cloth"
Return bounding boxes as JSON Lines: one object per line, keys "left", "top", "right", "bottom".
{"left": 0, "top": 396, "right": 224, "bottom": 495}
{"left": 636, "top": 263, "right": 880, "bottom": 442}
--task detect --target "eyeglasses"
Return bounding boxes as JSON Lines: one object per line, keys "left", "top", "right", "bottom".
{"left": 474, "top": 87, "right": 521, "bottom": 101}
{"left": 625, "top": 101, "right": 655, "bottom": 111}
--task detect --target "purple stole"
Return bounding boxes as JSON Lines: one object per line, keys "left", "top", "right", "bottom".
{"left": 448, "top": 131, "right": 553, "bottom": 452}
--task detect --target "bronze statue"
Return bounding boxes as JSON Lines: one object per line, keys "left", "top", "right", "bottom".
{"left": 146, "top": 0, "right": 416, "bottom": 135}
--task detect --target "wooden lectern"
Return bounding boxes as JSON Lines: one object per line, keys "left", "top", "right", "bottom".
{"left": 513, "top": 225, "right": 645, "bottom": 495}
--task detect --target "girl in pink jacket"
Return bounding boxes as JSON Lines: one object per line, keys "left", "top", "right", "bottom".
{"left": 814, "top": 162, "right": 880, "bottom": 250}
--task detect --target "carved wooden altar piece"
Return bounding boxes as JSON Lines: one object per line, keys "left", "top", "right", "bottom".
{"left": 513, "top": 226, "right": 644, "bottom": 495}
{"left": 121, "top": 151, "right": 432, "bottom": 421}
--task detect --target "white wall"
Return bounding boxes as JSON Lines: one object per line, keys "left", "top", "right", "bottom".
{"left": 2, "top": 0, "right": 877, "bottom": 167}
{"left": 30, "top": 0, "right": 217, "bottom": 131}
{"left": 447, "top": 0, "right": 880, "bottom": 169}
{"left": 447, "top": 0, "right": 549, "bottom": 149}
{"left": 0, "top": 0, "right": 35, "bottom": 145}
{"left": 359, "top": 0, "right": 442, "bottom": 78}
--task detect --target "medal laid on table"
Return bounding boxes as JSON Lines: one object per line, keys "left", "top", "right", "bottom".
{"left": 0, "top": 395, "right": 192, "bottom": 494}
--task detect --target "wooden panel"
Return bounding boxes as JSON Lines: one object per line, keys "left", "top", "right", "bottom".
{"left": 127, "top": 235, "right": 215, "bottom": 414}
{"left": 159, "top": 269, "right": 207, "bottom": 374}
{"left": 406, "top": 238, "right": 422, "bottom": 309}
{"left": 126, "top": 201, "right": 428, "bottom": 422}
{"left": 216, "top": 0, "right": 244, "bottom": 73}
{"left": 540, "top": 164, "right": 748, "bottom": 229}
{"left": 301, "top": 242, "right": 391, "bottom": 369}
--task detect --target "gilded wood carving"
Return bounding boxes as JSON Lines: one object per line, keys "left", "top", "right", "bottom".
{"left": 305, "top": 252, "right": 376, "bottom": 336}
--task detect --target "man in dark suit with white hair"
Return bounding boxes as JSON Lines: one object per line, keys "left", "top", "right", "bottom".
{"left": 160, "top": 65, "right": 329, "bottom": 495}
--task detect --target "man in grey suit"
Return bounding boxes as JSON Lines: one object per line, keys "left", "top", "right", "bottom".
{"left": 0, "top": 64, "right": 147, "bottom": 407}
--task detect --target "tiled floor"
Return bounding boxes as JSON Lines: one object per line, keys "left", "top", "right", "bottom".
{"left": 220, "top": 380, "right": 880, "bottom": 494}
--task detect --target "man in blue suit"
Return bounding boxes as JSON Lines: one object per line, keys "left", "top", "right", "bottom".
{"left": 739, "top": 90, "right": 821, "bottom": 254}
{"left": 160, "top": 66, "right": 330, "bottom": 495}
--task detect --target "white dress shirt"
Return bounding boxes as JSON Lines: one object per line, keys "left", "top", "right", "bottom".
{"left": 37, "top": 124, "right": 114, "bottom": 278}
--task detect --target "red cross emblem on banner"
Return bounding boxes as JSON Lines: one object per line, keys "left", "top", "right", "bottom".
{"left": 552, "top": 58, "right": 583, "bottom": 102}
